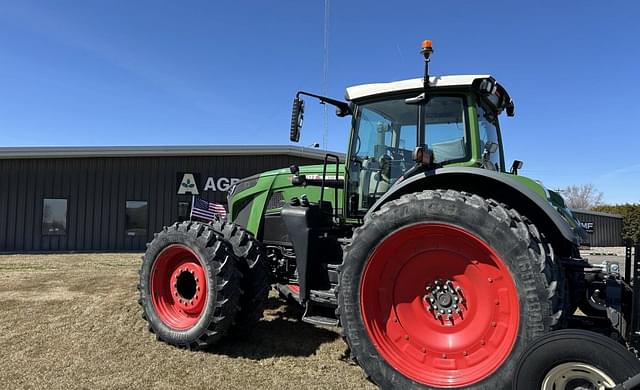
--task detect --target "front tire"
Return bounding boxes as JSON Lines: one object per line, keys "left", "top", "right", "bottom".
{"left": 338, "top": 189, "right": 560, "bottom": 389}
{"left": 138, "top": 221, "right": 242, "bottom": 349}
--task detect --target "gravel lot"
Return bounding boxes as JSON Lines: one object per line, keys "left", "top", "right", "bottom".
{"left": 0, "top": 253, "right": 374, "bottom": 390}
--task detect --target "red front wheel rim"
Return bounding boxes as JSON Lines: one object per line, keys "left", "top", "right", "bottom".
{"left": 360, "top": 223, "right": 520, "bottom": 387}
{"left": 151, "top": 244, "right": 208, "bottom": 330}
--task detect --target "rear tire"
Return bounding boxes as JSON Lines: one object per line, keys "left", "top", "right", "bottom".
{"left": 338, "top": 189, "right": 560, "bottom": 389}
{"left": 513, "top": 329, "right": 640, "bottom": 389}
{"left": 138, "top": 221, "right": 242, "bottom": 349}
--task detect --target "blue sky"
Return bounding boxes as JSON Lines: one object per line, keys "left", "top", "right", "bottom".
{"left": 0, "top": 1, "right": 639, "bottom": 203}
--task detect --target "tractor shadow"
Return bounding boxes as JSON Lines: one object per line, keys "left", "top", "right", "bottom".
{"left": 211, "top": 295, "right": 342, "bottom": 359}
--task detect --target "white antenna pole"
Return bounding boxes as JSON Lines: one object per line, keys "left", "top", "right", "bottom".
{"left": 322, "top": 0, "right": 330, "bottom": 150}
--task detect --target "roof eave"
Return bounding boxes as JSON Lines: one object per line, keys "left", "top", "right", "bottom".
{"left": 345, "top": 75, "right": 492, "bottom": 102}
{"left": 0, "top": 145, "right": 344, "bottom": 160}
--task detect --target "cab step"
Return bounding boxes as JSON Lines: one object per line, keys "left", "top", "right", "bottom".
{"left": 302, "top": 301, "right": 339, "bottom": 327}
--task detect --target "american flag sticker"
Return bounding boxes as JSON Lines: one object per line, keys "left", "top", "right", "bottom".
{"left": 191, "top": 197, "right": 226, "bottom": 221}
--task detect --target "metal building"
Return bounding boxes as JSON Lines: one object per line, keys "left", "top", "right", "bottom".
{"left": 0, "top": 146, "right": 331, "bottom": 253}
{"left": 572, "top": 209, "right": 624, "bottom": 247}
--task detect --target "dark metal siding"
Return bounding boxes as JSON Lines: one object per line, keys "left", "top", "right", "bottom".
{"left": 572, "top": 210, "right": 624, "bottom": 247}
{"left": 0, "top": 154, "right": 320, "bottom": 252}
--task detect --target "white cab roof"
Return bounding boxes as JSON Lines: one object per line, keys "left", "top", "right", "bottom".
{"left": 345, "top": 75, "right": 491, "bottom": 101}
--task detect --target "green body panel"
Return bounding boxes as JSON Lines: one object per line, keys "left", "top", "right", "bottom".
{"left": 500, "top": 173, "right": 581, "bottom": 231}
{"left": 229, "top": 159, "right": 581, "bottom": 238}
{"left": 228, "top": 164, "right": 344, "bottom": 236}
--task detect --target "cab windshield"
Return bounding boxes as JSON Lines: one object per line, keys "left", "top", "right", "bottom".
{"left": 348, "top": 95, "right": 467, "bottom": 213}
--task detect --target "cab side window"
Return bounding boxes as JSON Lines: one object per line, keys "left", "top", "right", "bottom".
{"left": 477, "top": 105, "right": 501, "bottom": 171}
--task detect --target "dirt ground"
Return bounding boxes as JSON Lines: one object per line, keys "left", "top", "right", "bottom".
{"left": 0, "top": 253, "right": 374, "bottom": 390}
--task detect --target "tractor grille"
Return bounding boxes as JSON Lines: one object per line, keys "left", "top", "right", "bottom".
{"left": 267, "top": 191, "right": 285, "bottom": 210}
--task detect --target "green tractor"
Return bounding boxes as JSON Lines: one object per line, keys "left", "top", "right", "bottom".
{"left": 138, "top": 41, "right": 640, "bottom": 389}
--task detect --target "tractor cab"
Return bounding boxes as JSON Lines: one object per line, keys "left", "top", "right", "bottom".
{"left": 290, "top": 42, "right": 515, "bottom": 219}
{"left": 290, "top": 73, "right": 516, "bottom": 217}
{"left": 344, "top": 74, "right": 514, "bottom": 215}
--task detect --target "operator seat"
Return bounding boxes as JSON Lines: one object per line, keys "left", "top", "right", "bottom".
{"left": 358, "top": 157, "right": 391, "bottom": 210}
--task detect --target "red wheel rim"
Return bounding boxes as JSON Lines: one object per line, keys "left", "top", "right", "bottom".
{"left": 360, "top": 223, "right": 520, "bottom": 387}
{"left": 151, "top": 244, "right": 208, "bottom": 330}
{"left": 287, "top": 284, "right": 300, "bottom": 295}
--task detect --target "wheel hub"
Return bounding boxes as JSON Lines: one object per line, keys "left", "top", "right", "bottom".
{"left": 424, "top": 279, "right": 466, "bottom": 323}
{"left": 541, "top": 362, "right": 616, "bottom": 390}
{"left": 169, "top": 265, "right": 205, "bottom": 312}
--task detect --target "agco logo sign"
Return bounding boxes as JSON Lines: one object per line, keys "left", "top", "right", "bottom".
{"left": 177, "top": 173, "right": 240, "bottom": 195}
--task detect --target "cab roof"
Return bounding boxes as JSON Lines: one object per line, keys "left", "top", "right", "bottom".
{"left": 345, "top": 74, "right": 492, "bottom": 101}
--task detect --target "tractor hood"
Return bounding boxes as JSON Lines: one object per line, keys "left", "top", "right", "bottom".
{"left": 228, "top": 164, "right": 336, "bottom": 199}
{"left": 260, "top": 164, "right": 334, "bottom": 177}
{"left": 227, "top": 163, "right": 345, "bottom": 233}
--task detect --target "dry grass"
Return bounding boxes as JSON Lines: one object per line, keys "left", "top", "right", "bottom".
{"left": 0, "top": 253, "right": 374, "bottom": 390}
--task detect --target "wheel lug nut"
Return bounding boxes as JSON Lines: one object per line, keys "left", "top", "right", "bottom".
{"left": 488, "top": 277, "right": 493, "bottom": 283}
{"left": 463, "top": 351, "right": 468, "bottom": 356}
{"left": 491, "top": 321, "right": 496, "bottom": 327}
{"left": 404, "top": 335, "right": 409, "bottom": 340}
{"left": 480, "top": 340, "right": 486, "bottom": 346}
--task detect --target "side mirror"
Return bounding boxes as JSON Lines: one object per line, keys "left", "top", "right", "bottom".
{"left": 290, "top": 97, "right": 304, "bottom": 142}
{"left": 484, "top": 142, "right": 499, "bottom": 154}
{"left": 289, "top": 164, "right": 305, "bottom": 186}
{"left": 291, "top": 174, "right": 306, "bottom": 186}
{"left": 510, "top": 160, "right": 524, "bottom": 175}
{"left": 412, "top": 146, "right": 433, "bottom": 166}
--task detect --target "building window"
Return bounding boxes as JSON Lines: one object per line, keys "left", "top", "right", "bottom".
{"left": 42, "top": 198, "right": 68, "bottom": 235}
{"left": 177, "top": 201, "right": 191, "bottom": 222}
{"left": 126, "top": 201, "right": 148, "bottom": 236}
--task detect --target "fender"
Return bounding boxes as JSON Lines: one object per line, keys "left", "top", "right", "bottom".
{"left": 367, "top": 167, "right": 583, "bottom": 249}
